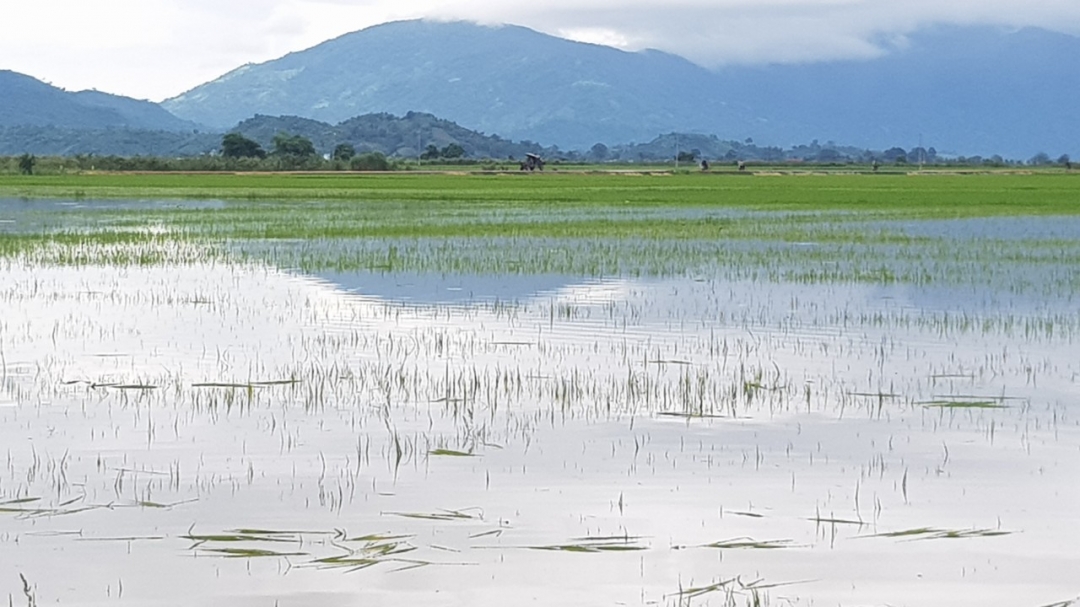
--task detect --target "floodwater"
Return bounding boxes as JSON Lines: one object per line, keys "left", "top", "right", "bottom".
{"left": 1, "top": 202, "right": 1079, "bottom": 607}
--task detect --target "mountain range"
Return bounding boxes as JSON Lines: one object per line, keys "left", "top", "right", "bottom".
{"left": 3, "top": 21, "right": 1079, "bottom": 158}
{"left": 160, "top": 20, "right": 1080, "bottom": 157}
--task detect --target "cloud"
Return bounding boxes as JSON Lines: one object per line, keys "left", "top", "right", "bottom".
{"left": 425, "top": 0, "right": 1080, "bottom": 66}
{"left": 2, "top": 0, "right": 1079, "bottom": 100}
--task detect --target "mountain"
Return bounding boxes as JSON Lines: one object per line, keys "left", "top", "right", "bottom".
{"left": 162, "top": 20, "right": 769, "bottom": 150}
{"left": 162, "top": 20, "right": 1080, "bottom": 158}
{"left": 0, "top": 70, "right": 200, "bottom": 132}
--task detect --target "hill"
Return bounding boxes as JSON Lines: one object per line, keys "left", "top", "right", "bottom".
{"left": 162, "top": 20, "right": 1080, "bottom": 158}
{"left": 0, "top": 125, "right": 219, "bottom": 157}
{"left": 230, "top": 112, "right": 550, "bottom": 159}
{"left": 0, "top": 70, "right": 199, "bottom": 132}
{"left": 0, "top": 111, "right": 551, "bottom": 159}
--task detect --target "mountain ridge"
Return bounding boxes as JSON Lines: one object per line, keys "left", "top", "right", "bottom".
{"left": 161, "top": 20, "right": 1080, "bottom": 157}
{"left": 0, "top": 70, "right": 201, "bottom": 132}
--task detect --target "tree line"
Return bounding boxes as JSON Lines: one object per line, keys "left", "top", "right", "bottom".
{"left": 2, "top": 131, "right": 1074, "bottom": 174}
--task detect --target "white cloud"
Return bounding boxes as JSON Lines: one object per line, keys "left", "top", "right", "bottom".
{"left": 1, "top": 0, "right": 1079, "bottom": 100}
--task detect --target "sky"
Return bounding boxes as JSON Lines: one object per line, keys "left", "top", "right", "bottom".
{"left": 3, "top": 0, "right": 1080, "bottom": 102}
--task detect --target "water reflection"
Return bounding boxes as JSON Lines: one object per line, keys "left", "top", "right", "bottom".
{"left": 2, "top": 258, "right": 1078, "bottom": 607}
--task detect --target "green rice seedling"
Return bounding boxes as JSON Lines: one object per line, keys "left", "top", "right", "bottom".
{"left": 673, "top": 576, "right": 739, "bottom": 600}
{"left": 529, "top": 535, "right": 648, "bottom": 553}
{"left": 90, "top": 383, "right": 158, "bottom": 390}
{"left": 673, "top": 574, "right": 802, "bottom": 603}
{"left": 181, "top": 527, "right": 316, "bottom": 546}
{"left": 310, "top": 536, "right": 418, "bottom": 572}
{"left": 76, "top": 536, "right": 166, "bottom": 542}
{"left": 428, "top": 449, "right": 477, "bottom": 457}
{"left": 807, "top": 515, "right": 866, "bottom": 526}
{"left": 384, "top": 508, "right": 483, "bottom": 521}
{"left": 656, "top": 411, "right": 731, "bottom": 420}
{"left": 202, "top": 547, "right": 308, "bottom": 558}
{"left": 702, "top": 538, "right": 795, "bottom": 550}
{"left": 863, "top": 527, "right": 1011, "bottom": 540}
{"left": 340, "top": 533, "right": 413, "bottom": 543}
{"left": 0, "top": 497, "right": 42, "bottom": 507}
{"left": 922, "top": 400, "right": 1008, "bottom": 409}
{"left": 727, "top": 511, "right": 765, "bottom": 519}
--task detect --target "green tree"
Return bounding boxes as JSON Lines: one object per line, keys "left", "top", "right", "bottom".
{"left": 332, "top": 143, "right": 356, "bottom": 161}
{"left": 221, "top": 133, "right": 266, "bottom": 159}
{"left": 1029, "top": 152, "right": 1052, "bottom": 166}
{"left": 882, "top": 147, "right": 907, "bottom": 163}
{"left": 272, "top": 133, "right": 316, "bottom": 158}
{"left": 441, "top": 143, "right": 465, "bottom": 159}
{"left": 350, "top": 152, "right": 390, "bottom": 171}
{"left": 420, "top": 145, "right": 440, "bottom": 160}
{"left": 18, "top": 153, "right": 36, "bottom": 175}
{"left": 589, "top": 143, "right": 609, "bottom": 161}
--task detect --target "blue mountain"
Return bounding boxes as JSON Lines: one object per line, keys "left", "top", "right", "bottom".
{"left": 160, "top": 20, "right": 1080, "bottom": 157}
{"left": 0, "top": 70, "right": 199, "bottom": 132}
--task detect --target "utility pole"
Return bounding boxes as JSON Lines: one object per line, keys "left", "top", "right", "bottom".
{"left": 674, "top": 133, "right": 679, "bottom": 171}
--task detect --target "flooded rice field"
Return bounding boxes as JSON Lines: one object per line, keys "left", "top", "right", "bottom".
{"left": 1, "top": 198, "right": 1079, "bottom": 607}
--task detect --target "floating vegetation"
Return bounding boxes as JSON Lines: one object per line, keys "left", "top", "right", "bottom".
{"left": 673, "top": 575, "right": 804, "bottom": 602}
{"left": 864, "top": 527, "right": 1012, "bottom": 541}
{"left": 656, "top": 411, "right": 732, "bottom": 420}
{"left": 807, "top": 515, "right": 866, "bottom": 526}
{"left": 728, "top": 511, "right": 766, "bottom": 519}
{"left": 384, "top": 508, "right": 484, "bottom": 522}
{"left": 90, "top": 383, "right": 158, "bottom": 390}
{"left": 203, "top": 547, "right": 308, "bottom": 558}
{"left": 310, "top": 536, "right": 419, "bottom": 573}
{"left": 428, "top": 449, "right": 477, "bottom": 457}
{"left": 922, "top": 400, "right": 1008, "bottom": 409}
{"left": 702, "top": 538, "right": 796, "bottom": 550}
{"left": 529, "top": 536, "right": 649, "bottom": 553}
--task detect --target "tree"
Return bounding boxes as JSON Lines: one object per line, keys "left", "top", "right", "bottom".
{"left": 908, "top": 147, "right": 929, "bottom": 165}
{"left": 1028, "top": 152, "right": 1052, "bottom": 166}
{"left": 882, "top": 147, "right": 907, "bottom": 163}
{"left": 441, "top": 143, "right": 465, "bottom": 159}
{"left": 221, "top": 133, "right": 263, "bottom": 159}
{"left": 332, "top": 143, "right": 356, "bottom": 162}
{"left": 815, "top": 149, "right": 844, "bottom": 163}
{"left": 677, "top": 150, "right": 697, "bottom": 163}
{"left": 589, "top": 143, "right": 609, "bottom": 161}
{"left": 420, "top": 145, "right": 440, "bottom": 160}
{"left": 18, "top": 153, "right": 36, "bottom": 175}
{"left": 350, "top": 152, "right": 390, "bottom": 171}
{"left": 272, "top": 133, "right": 316, "bottom": 158}
{"left": 1057, "top": 154, "right": 1071, "bottom": 166}
{"left": 221, "top": 133, "right": 266, "bottom": 159}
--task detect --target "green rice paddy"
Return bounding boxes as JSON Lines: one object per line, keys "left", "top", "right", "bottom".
{"left": 1, "top": 171, "right": 1079, "bottom": 607}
